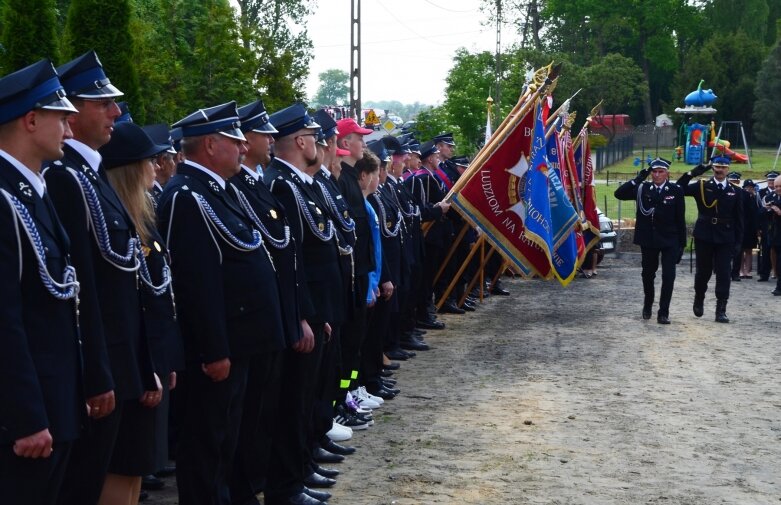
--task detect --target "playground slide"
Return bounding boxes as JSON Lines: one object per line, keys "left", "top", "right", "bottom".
{"left": 708, "top": 140, "right": 748, "bottom": 163}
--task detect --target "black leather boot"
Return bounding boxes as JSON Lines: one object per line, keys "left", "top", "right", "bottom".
{"left": 693, "top": 293, "right": 704, "bottom": 317}
{"left": 642, "top": 296, "right": 653, "bottom": 320}
{"left": 715, "top": 299, "right": 729, "bottom": 323}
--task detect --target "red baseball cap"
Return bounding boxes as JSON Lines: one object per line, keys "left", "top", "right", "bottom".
{"left": 336, "top": 118, "right": 372, "bottom": 139}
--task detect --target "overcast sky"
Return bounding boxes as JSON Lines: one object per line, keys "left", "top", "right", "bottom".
{"left": 304, "top": 0, "right": 518, "bottom": 106}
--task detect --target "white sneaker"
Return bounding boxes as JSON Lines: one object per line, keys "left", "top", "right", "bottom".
{"left": 326, "top": 421, "right": 353, "bottom": 442}
{"left": 346, "top": 390, "right": 379, "bottom": 410}
{"left": 353, "top": 386, "right": 384, "bottom": 406}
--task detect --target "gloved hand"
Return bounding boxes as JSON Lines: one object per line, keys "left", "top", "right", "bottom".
{"left": 676, "top": 246, "right": 684, "bottom": 265}
{"left": 690, "top": 163, "right": 711, "bottom": 177}
{"left": 635, "top": 166, "right": 651, "bottom": 182}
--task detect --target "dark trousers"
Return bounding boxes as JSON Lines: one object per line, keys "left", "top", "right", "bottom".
{"left": 2, "top": 441, "right": 72, "bottom": 505}
{"left": 759, "top": 222, "right": 772, "bottom": 278}
{"left": 176, "top": 358, "right": 250, "bottom": 505}
{"left": 230, "top": 351, "right": 283, "bottom": 504}
{"left": 418, "top": 243, "right": 444, "bottom": 318}
{"left": 265, "top": 324, "right": 325, "bottom": 501}
{"left": 340, "top": 274, "right": 368, "bottom": 383}
{"left": 309, "top": 326, "right": 340, "bottom": 469}
{"left": 57, "top": 400, "right": 124, "bottom": 505}
{"left": 401, "top": 263, "right": 421, "bottom": 330}
{"left": 641, "top": 246, "right": 678, "bottom": 316}
{"left": 694, "top": 239, "right": 734, "bottom": 300}
{"left": 362, "top": 295, "right": 391, "bottom": 388}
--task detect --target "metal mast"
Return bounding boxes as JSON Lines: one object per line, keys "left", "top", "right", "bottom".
{"left": 349, "top": 0, "right": 361, "bottom": 119}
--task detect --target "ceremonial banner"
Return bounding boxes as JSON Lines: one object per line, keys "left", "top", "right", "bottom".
{"left": 546, "top": 127, "right": 584, "bottom": 285}
{"left": 451, "top": 100, "right": 552, "bottom": 278}
{"left": 575, "top": 127, "right": 601, "bottom": 250}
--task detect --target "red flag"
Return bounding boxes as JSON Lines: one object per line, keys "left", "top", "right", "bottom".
{"left": 451, "top": 104, "right": 552, "bottom": 278}
{"left": 577, "top": 127, "right": 601, "bottom": 249}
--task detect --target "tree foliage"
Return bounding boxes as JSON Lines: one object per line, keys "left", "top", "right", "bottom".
{"left": 0, "top": 0, "right": 59, "bottom": 73}
{"left": 64, "top": 0, "right": 144, "bottom": 122}
{"left": 311, "top": 68, "right": 349, "bottom": 107}
{"left": 752, "top": 41, "right": 781, "bottom": 143}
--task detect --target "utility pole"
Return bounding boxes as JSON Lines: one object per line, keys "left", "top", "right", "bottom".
{"left": 494, "top": 0, "right": 502, "bottom": 113}
{"left": 349, "top": 0, "right": 361, "bottom": 120}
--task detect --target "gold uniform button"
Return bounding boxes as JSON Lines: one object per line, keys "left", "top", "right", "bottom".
{"left": 318, "top": 222, "right": 325, "bottom": 231}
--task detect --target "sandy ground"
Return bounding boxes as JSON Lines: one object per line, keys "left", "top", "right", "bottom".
{"left": 146, "top": 252, "right": 781, "bottom": 505}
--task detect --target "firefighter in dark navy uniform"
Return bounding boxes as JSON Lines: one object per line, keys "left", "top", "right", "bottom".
{"left": 157, "top": 101, "right": 286, "bottom": 505}
{"left": 677, "top": 155, "right": 744, "bottom": 323}
{"left": 615, "top": 157, "right": 686, "bottom": 324}
{"left": 0, "top": 58, "right": 83, "bottom": 505}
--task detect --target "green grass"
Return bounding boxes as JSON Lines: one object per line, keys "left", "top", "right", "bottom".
{"left": 593, "top": 147, "right": 778, "bottom": 226}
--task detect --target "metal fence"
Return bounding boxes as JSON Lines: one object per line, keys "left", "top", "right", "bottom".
{"left": 591, "top": 125, "right": 677, "bottom": 173}
{"left": 592, "top": 135, "right": 633, "bottom": 172}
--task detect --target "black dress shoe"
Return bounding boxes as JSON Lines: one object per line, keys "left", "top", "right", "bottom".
{"left": 412, "top": 328, "right": 427, "bottom": 335}
{"left": 731, "top": 274, "right": 741, "bottom": 281}
{"left": 400, "top": 339, "right": 429, "bottom": 351}
{"left": 642, "top": 307, "right": 652, "bottom": 320}
{"left": 142, "top": 474, "right": 165, "bottom": 491}
{"left": 304, "top": 472, "right": 336, "bottom": 488}
{"left": 773, "top": 289, "right": 781, "bottom": 296}
{"left": 438, "top": 301, "right": 465, "bottom": 314}
{"left": 416, "top": 318, "right": 445, "bottom": 330}
{"left": 758, "top": 277, "right": 769, "bottom": 282}
{"left": 313, "top": 447, "right": 344, "bottom": 464}
{"left": 657, "top": 314, "right": 671, "bottom": 324}
{"left": 385, "top": 349, "right": 408, "bottom": 360}
{"left": 366, "top": 385, "right": 396, "bottom": 400}
{"left": 381, "top": 377, "right": 397, "bottom": 386}
{"left": 266, "top": 492, "right": 326, "bottom": 505}
{"left": 383, "top": 361, "right": 401, "bottom": 370}
{"left": 380, "top": 369, "right": 394, "bottom": 377}
{"left": 321, "top": 439, "right": 356, "bottom": 456}
{"left": 693, "top": 294, "right": 704, "bottom": 317}
{"left": 313, "top": 463, "right": 340, "bottom": 478}
{"left": 304, "top": 486, "right": 332, "bottom": 502}
{"left": 491, "top": 284, "right": 510, "bottom": 296}
{"left": 378, "top": 381, "right": 400, "bottom": 394}
{"left": 460, "top": 301, "right": 476, "bottom": 312}
{"left": 154, "top": 463, "right": 176, "bottom": 477}
{"left": 402, "top": 349, "right": 416, "bottom": 358}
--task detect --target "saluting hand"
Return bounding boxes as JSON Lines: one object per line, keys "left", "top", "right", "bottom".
{"left": 635, "top": 167, "right": 651, "bottom": 182}
{"left": 14, "top": 428, "right": 53, "bottom": 459}
{"left": 690, "top": 163, "right": 711, "bottom": 177}
{"left": 202, "top": 358, "right": 230, "bottom": 382}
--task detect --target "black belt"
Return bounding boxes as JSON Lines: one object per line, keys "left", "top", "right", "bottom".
{"left": 698, "top": 216, "right": 732, "bottom": 225}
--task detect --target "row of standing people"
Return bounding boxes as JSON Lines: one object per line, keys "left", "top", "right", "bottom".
{"left": 0, "top": 49, "right": 508, "bottom": 505}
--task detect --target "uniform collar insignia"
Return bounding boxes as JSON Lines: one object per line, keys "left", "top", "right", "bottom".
{"left": 18, "top": 181, "right": 33, "bottom": 198}
{"left": 244, "top": 173, "right": 255, "bottom": 186}
{"left": 208, "top": 180, "right": 220, "bottom": 193}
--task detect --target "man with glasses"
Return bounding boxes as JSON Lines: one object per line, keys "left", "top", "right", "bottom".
{"left": 158, "top": 101, "right": 286, "bottom": 505}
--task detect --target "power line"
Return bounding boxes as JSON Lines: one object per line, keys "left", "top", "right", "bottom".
{"left": 313, "top": 29, "right": 484, "bottom": 49}
{"left": 421, "top": 0, "right": 477, "bottom": 13}
{"left": 375, "top": 0, "right": 455, "bottom": 46}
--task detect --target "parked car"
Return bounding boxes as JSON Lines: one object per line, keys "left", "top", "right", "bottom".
{"left": 595, "top": 208, "right": 617, "bottom": 263}
{"left": 387, "top": 114, "right": 403, "bottom": 127}
{"left": 400, "top": 120, "right": 417, "bottom": 133}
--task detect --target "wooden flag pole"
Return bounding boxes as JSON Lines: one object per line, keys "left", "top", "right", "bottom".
{"left": 432, "top": 222, "right": 471, "bottom": 287}
{"left": 435, "top": 235, "right": 486, "bottom": 310}
{"left": 457, "top": 241, "right": 496, "bottom": 307}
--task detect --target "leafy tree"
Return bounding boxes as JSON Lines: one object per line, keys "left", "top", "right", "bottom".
{"left": 64, "top": 0, "right": 145, "bottom": 122}
{"left": 364, "top": 100, "right": 430, "bottom": 121}
{"left": 753, "top": 41, "right": 781, "bottom": 143}
{"left": 311, "top": 68, "right": 349, "bottom": 106}
{"left": 706, "top": 0, "right": 770, "bottom": 44}
{"left": 0, "top": 0, "right": 59, "bottom": 73}
{"left": 235, "top": 0, "right": 313, "bottom": 111}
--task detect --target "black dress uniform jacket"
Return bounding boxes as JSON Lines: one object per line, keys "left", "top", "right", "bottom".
{"left": 0, "top": 157, "right": 82, "bottom": 444}
{"left": 614, "top": 179, "right": 686, "bottom": 250}
{"left": 44, "top": 143, "right": 155, "bottom": 400}
{"left": 405, "top": 168, "right": 449, "bottom": 247}
{"left": 677, "top": 174, "right": 743, "bottom": 246}
{"left": 265, "top": 158, "right": 344, "bottom": 325}
{"left": 158, "top": 163, "right": 286, "bottom": 362}
{"left": 230, "top": 167, "right": 303, "bottom": 346}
